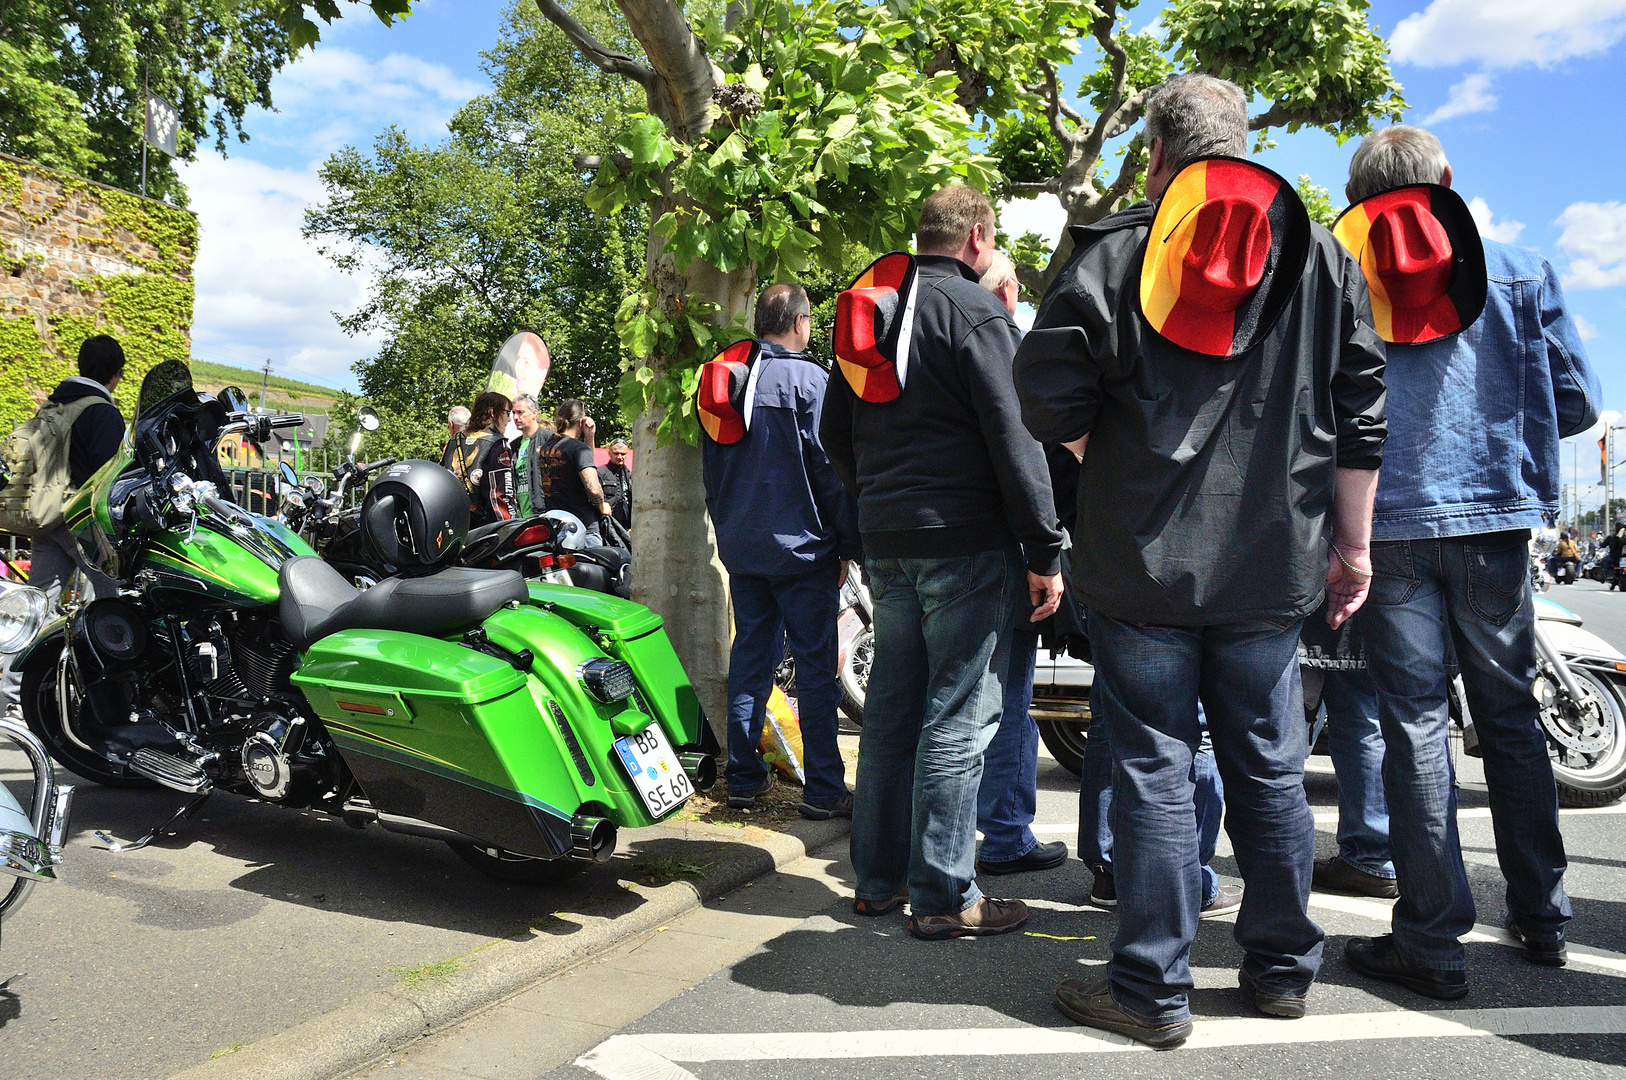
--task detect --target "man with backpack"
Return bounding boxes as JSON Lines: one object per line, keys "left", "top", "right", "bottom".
{"left": 1, "top": 335, "right": 127, "bottom": 712}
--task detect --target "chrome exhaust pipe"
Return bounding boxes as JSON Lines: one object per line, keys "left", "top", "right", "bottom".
{"left": 570, "top": 814, "right": 616, "bottom": 863}
{"left": 679, "top": 753, "right": 717, "bottom": 793}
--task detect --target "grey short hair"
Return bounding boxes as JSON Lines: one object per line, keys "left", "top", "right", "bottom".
{"left": 1347, "top": 126, "right": 1449, "bottom": 202}
{"left": 979, "top": 252, "right": 1017, "bottom": 292}
{"left": 608, "top": 438, "right": 630, "bottom": 450}
{"left": 513, "top": 394, "right": 538, "bottom": 411}
{"left": 448, "top": 405, "right": 470, "bottom": 429}
{"left": 1143, "top": 74, "right": 1248, "bottom": 175}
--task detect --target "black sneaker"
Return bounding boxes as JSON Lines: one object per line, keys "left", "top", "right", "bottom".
{"left": 1054, "top": 978, "right": 1191, "bottom": 1049}
{"left": 1088, "top": 866, "right": 1117, "bottom": 909}
{"left": 978, "top": 840, "right": 1069, "bottom": 875}
{"left": 1314, "top": 856, "right": 1399, "bottom": 899}
{"left": 1506, "top": 917, "right": 1568, "bottom": 967}
{"left": 800, "top": 792, "right": 854, "bottom": 820}
{"left": 1345, "top": 935, "right": 1468, "bottom": 1000}
{"left": 726, "top": 775, "right": 773, "bottom": 809}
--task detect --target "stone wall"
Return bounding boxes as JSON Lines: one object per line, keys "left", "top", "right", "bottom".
{"left": 0, "top": 152, "right": 197, "bottom": 431}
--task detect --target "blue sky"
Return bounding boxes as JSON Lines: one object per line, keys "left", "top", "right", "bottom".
{"left": 181, "top": 0, "right": 1626, "bottom": 509}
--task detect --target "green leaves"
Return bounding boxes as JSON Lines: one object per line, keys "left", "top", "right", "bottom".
{"left": 274, "top": 0, "right": 415, "bottom": 51}
{"left": 619, "top": 115, "right": 677, "bottom": 167}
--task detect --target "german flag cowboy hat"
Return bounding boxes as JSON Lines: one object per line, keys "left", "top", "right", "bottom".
{"left": 1139, "top": 157, "right": 1313, "bottom": 357}
{"left": 1332, "top": 183, "right": 1486, "bottom": 344}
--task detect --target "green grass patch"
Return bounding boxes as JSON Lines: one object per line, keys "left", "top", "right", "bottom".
{"left": 188, "top": 360, "right": 340, "bottom": 401}
{"left": 388, "top": 955, "right": 470, "bottom": 990}
{"left": 208, "top": 1043, "right": 244, "bottom": 1060}
{"left": 634, "top": 854, "right": 709, "bottom": 885}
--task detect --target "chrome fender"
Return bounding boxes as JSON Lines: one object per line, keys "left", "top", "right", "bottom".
{"left": 0, "top": 715, "right": 74, "bottom": 924}
{"left": 1537, "top": 619, "right": 1626, "bottom": 664}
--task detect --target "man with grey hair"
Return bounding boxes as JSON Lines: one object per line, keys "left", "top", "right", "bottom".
{"left": 447, "top": 404, "right": 470, "bottom": 437}
{"left": 1335, "top": 125, "right": 1599, "bottom": 997}
{"left": 509, "top": 394, "right": 544, "bottom": 517}
{"left": 1016, "top": 72, "right": 1387, "bottom": 1044}
{"left": 598, "top": 437, "right": 632, "bottom": 530}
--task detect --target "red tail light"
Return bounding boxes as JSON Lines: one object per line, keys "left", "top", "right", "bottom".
{"left": 514, "top": 522, "right": 551, "bottom": 547}
{"left": 558, "top": 554, "right": 576, "bottom": 569}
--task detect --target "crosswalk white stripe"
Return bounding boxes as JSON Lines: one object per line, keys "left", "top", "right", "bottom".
{"left": 575, "top": 1006, "right": 1626, "bottom": 1076}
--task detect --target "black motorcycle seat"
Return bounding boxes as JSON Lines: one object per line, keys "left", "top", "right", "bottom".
{"left": 579, "top": 544, "right": 630, "bottom": 567}
{"left": 279, "top": 556, "right": 529, "bottom": 650}
{"left": 465, "top": 520, "right": 510, "bottom": 545}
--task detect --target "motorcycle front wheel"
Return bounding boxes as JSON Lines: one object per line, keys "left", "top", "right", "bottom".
{"left": 1540, "top": 666, "right": 1626, "bottom": 807}
{"left": 20, "top": 638, "right": 153, "bottom": 789}
{"left": 838, "top": 629, "right": 872, "bottom": 726}
{"left": 447, "top": 842, "right": 588, "bottom": 885}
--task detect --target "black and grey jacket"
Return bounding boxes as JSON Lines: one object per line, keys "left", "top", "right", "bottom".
{"left": 1015, "top": 203, "right": 1387, "bottom": 626}
{"left": 820, "top": 255, "right": 1064, "bottom": 575}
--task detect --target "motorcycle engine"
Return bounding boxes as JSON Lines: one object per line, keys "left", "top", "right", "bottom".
{"left": 240, "top": 709, "right": 308, "bottom": 801}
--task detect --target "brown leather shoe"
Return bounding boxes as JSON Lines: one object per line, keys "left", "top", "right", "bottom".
{"left": 909, "top": 897, "right": 1029, "bottom": 940}
{"left": 1313, "top": 856, "right": 1399, "bottom": 899}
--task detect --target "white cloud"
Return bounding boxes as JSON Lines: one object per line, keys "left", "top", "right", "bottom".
{"left": 1391, "top": 0, "right": 1626, "bottom": 68}
{"left": 1556, "top": 201, "right": 1626, "bottom": 289}
{"left": 1467, "top": 196, "right": 1526, "bottom": 244}
{"left": 1423, "top": 74, "right": 1499, "bottom": 124}
{"left": 999, "top": 194, "right": 1068, "bottom": 250}
{"left": 177, "top": 44, "right": 486, "bottom": 389}
{"left": 245, "top": 48, "right": 484, "bottom": 159}
{"left": 179, "top": 155, "right": 380, "bottom": 387}
{"left": 1575, "top": 314, "right": 1600, "bottom": 340}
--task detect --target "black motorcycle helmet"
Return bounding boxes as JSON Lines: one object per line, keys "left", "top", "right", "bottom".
{"left": 359, "top": 460, "right": 468, "bottom": 573}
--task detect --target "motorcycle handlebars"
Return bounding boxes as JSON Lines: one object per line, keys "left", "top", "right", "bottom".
{"left": 359, "top": 456, "right": 397, "bottom": 474}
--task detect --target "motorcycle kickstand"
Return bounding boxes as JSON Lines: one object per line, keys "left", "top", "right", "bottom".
{"left": 0, "top": 973, "right": 21, "bottom": 993}
{"left": 94, "top": 791, "right": 213, "bottom": 852}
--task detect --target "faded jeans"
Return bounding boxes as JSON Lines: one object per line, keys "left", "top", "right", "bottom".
{"left": 1078, "top": 694, "right": 1225, "bottom": 906}
{"left": 1087, "top": 610, "right": 1323, "bottom": 1023}
{"left": 1322, "top": 668, "right": 1395, "bottom": 879}
{"left": 1358, "top": 533, "right": 1570, "bottom": 969}
{"left": 0, "top": 526, "right": 113, "bottom": 711}
{"left": 977, "top": 626, "right": 1040, "bottom": 863}
{"left": 851, "top": 546, "right": 1024, "bottom": 916}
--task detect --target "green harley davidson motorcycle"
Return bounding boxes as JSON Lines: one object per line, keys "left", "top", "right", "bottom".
{"left": 12, "top": 360, "right": 717, "bottom": 883}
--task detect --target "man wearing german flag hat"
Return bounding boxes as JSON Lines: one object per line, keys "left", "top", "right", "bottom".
{"left": 1015, "top": 74, "right": 1388, "bottom": 1045}
{"left": 1333, "top": 126, "right": 1601, "bottom": 1000}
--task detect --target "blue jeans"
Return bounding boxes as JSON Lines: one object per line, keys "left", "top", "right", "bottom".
{"left": 977, "top": 627, "right": 1040, "bottom": 862}
{"left": 1078, "top": 695, "right": 1224, "bottom": 905}
{"left": 1088, "top": 611, "right": 1323, "bottom": 1023}
{"left": 851, "top": 547, "right": 1024, "bottom": 916}
{"left": 1322, "top": 668, "right": 1395, "bottom": 878}
{"left": 724, "top": 563, "right": 849, "bottom": 804}
{"left": 1358, "top": 534, "right": 1571, "bottom": 969}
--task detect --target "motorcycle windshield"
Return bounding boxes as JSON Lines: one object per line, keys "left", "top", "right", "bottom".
{"left": 137, "top": 359, "right": 196, "bottom": 419}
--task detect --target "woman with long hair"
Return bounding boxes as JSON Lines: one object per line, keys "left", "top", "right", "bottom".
{"left": 441, "top": 390, "right": 517, "bottom": 525}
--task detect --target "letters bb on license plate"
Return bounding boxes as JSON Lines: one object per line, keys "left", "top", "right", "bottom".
{"left": 614, "top": 723, "right": 693, "bottom": 818}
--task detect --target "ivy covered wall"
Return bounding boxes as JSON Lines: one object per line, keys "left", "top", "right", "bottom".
{"left": 0, "top": 151, "right": 196, "bottom": 432}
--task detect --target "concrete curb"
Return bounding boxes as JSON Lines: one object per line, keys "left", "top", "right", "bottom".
{"left": 165, "top": 816, "right": 849, "bottom": 1080}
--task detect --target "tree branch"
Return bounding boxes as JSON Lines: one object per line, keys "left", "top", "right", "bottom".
{"left": 1033, "top": 60, "right": 1083, "bottom": 149}
{"left": 1101, "top": 87, "right": 1149, "bottom": 140}
{"left": 1009, "top": 179, "right": 1060, "bottom": 196}
{"left": 532, "top": 0, "right": 655, "bottom": 89}
{"left": 1248, "top": 100, "right": 1355, "bottom": 132}
{"left": 1078, "top": 3, "right": 1126, "bottom": 169}
{"left": 616, "top": 0, "right": 724, "bottom": 142}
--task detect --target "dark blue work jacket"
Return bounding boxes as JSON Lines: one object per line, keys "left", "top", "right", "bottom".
{"left": 701, "top": 341, "right": 860, "bottom": 579}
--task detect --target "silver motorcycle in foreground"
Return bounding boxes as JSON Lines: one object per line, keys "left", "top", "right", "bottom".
{"left": 0, "top": 578, "right": 74, "bottom": 963}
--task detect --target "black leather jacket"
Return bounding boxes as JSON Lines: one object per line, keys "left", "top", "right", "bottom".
{"left": 1015, "top": 203, "right": 1387, "bottom": 626}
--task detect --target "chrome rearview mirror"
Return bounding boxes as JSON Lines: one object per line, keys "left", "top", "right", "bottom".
{"left": 357, "top": 406, "right": 381, "bottom": 432}
{"left": 278, "top": 462, "right": 298, "bottom": 491}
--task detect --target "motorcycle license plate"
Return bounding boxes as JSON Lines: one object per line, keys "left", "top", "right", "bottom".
{"left": 614, "top": 724, "right": 694, "bottom": 819}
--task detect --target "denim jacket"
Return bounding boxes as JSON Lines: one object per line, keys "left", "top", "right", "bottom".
{"left": 1372, "top": 240, "right": 1601, "bottom": 541}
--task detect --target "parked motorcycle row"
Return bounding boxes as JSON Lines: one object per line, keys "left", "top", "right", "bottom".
{"left": 2, "top": 362, "right": 717, "bottom": 913}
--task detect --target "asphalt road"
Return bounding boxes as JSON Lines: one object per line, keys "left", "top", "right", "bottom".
{"left": 519, "top": 586, "right": 1626, "bottom": 1080}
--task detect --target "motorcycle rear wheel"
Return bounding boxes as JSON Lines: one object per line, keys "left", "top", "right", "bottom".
{"left": 20, "top": 638, "right": 153, "bottom": 789}
{"left": 838, "top": 629, "right": 872, "bottom": 726}
{"left": 1037, "top": 719, "right": 1088, "bottom": 776}
{"left": 448, "top": 842, "right": 588, "bottom": 885}
{"left": 1542, "top": 667, "right": 1626, "bottom": 808}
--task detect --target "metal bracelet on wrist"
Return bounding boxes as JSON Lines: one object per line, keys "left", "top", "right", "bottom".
{"left": 1331, "top": 542, "right": 1374, "bottom": 579}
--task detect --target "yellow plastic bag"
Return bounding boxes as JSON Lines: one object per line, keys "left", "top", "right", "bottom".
{"left": 760, "top": 686, "right": 806, "bottom": 784}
